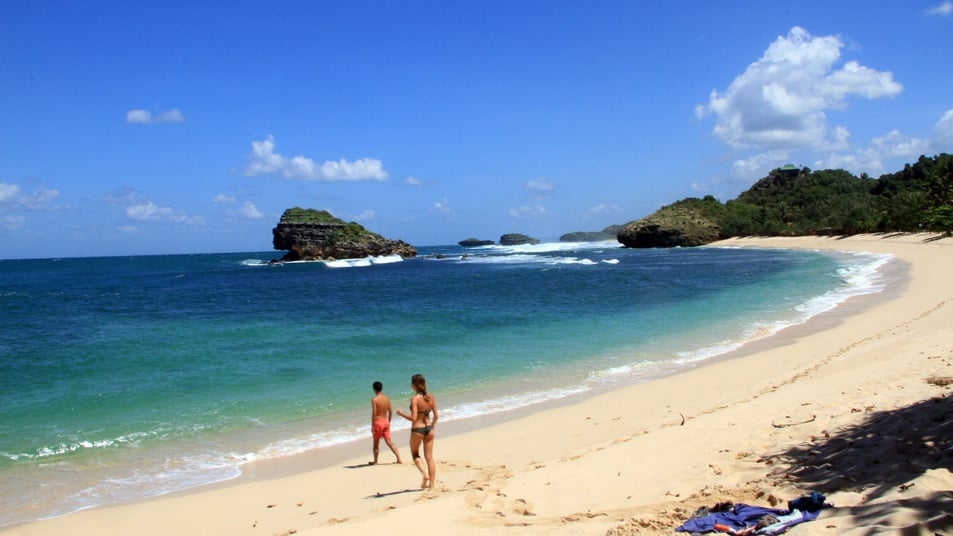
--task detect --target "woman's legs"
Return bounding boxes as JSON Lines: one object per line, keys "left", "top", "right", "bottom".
{"left": 409, "top": 432, "right": 428, "bottom": 487}
{"left": 422, "top": 434, "right": 435, "bottom": 489}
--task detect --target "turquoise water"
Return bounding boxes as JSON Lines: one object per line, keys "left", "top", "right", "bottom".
{"left": 0, "top": 242, "right": 891, "bottom": 525}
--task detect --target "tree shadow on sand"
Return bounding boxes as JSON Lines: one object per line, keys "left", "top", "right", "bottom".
{"left": 766, "top": 392, "right": 953, "bottom": 532}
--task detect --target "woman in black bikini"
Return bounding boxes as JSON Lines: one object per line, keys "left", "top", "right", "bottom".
{"left": 397, "top": 373, "right": 437, "bottom": 489}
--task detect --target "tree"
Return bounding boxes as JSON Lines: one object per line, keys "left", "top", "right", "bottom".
{"left": 924, "top": 154, "right": 953, "bottom": 209}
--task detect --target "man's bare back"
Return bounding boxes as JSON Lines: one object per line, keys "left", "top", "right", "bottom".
{"left": 372, "top": 393, "right": 392, "bottom": 420}
{"left": 370, "top": 381, "right": 402, "bottom": 464}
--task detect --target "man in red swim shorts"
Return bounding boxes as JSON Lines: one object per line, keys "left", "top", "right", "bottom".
{"left": 370, "top": 381, "right": 402, "bottom": 464}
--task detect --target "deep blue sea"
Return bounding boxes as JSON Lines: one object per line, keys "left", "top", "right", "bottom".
{"left": 0, "top": 241, "right": 892, "bottom": 526}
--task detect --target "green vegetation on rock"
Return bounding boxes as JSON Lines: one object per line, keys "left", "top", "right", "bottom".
{"left": 272, "top": 207, "right": 416, "bottom": 261}
{"left": 620, "top": 153, "right": 953, "bottom": 247}
{"left": 279, "top": 207, "right": 343, "bottom": 224}
{"left": 278, "top": 207, "right": 378, "bottom": 244}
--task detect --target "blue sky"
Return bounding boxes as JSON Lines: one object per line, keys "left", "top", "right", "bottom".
{"left": 2, "top": 1, "right": 952, "bottom": 259}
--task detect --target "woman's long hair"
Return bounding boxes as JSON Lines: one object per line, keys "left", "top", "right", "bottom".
{"left": 411, "top": 373, "right": 430, "bottom": 402}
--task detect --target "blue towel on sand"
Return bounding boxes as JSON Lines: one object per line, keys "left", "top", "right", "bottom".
{"left": 676, "top": 502, "right": 822, "bottom": 535}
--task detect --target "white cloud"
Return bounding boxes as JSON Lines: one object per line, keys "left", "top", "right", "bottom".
{"left": 405, "top": 176, "right": 423, "bottom": 186}
{"left": 586, "top": 203, "right": 620, "bottom": 216}
{"left": 126, "top": 202, "right": 204, "bottom": 224}
{"left": 696, "top": 26, "right": 902, "bottom": 152}
{"left": 213, "top": 194, "right": 237, "bottom": 203}
{"left": 126, "top": 108, "right": 185, "bottom": 124}
{"left": 353, "top": 209, "right": 375, "bottom": 221}
{"left": 0, "top": 182, "right": 59, "bottom": 210}
{"left": 432, "top": 198, "right": 451, "bottom": 214}
{"left": 0, "top": 183, "right": 20, "bottom": 203}
{"left": 524, "top": 179, "right": 555, "bottom": 197}
{"left": 238, "top": 202, "right": 263, "bottom": 219}
{"left": 225, "top": 200, "right": 263, "bottom": 220}
{"left": 245, "top": 136, "right": 285, "bottom": 175}
{"left": 126, "top": 110, "right": 152, "bottom": 124}
{"left": 157, "top": 109, "right": 185, "bottom": 123}
{"left": 1, "top": 215, "right": 25, "bottom": 229}
{"left": 20, "top": 186, "right": 60, "bottom": 209}
{"left": 690, "top": 181, "right": 711, "bottom": 193}
{"left": 509, "top": 204, "right": 548, "bottom": 218}
{"left": 731, "top": 150, "right": 791, "bottom": 179}
{"left": 926, "top": 1, "right": 953, "bottom": 15}
{"left": 935, "top": 108, "right": 953, "bottom": 151}
{"left": 870, "top": 130, "right": 931, "bottom": 159}
{"left": 244, "top": 135, "right": 389, "bottom": 182}
{"left": 105, "top": 188, "right": 205, "bottom": 226}
{"left": 125, "top": 202, "right": 169, "bottom": 220}
{"left": 814, "top": 129, "right": 929, "bottom": 176}
{"left": 103, "top": 188, "right": 144, "bottom": 206}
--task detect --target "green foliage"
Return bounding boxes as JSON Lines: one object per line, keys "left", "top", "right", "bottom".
{"left": 328, "top": 221, "right": 374, "bottom": 244}
{"left": 925, "top": 205, "right": 953, "bottom": 235}
{"left": 278, "top": 207, "right": 376, "bottom": 244}
{"left": 653, "top": 154, "right": 951, "bottom": 239}
{"left": 279, "top": 207, "right": 343, "bottom": 224}
{"left": 621, "top": 197, "right": 722, "bottom": 246}
{"left": 871, "top": 154, "right": 951, "bottom": 231}
{"left": 667, "top": 195, "right": 728, "bottom": 221}
{"left": 925, "top": 154, "right": 953, "bottom": 209}
{"left": 729, "top": 167, "right": 879, "bottom": 235}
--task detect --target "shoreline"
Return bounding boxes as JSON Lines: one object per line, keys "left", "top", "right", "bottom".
{"left": 6, "top": 233, "right": 952, "bottom": 535}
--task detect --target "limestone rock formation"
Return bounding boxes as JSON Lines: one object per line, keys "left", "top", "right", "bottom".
{"left": 560, "top": 224, "right": 623, "bottom": 242}
{"left": 616, "top": 207, "right": 720, "bottom": 248}
{"left": 458, "top": 238, "right": 495, "bottom": 247}
{"left": 499, "top": 233, "right": 540, "bottom": 246}
{"left": 272, "top": 208, "right": 417, "bottom": 261}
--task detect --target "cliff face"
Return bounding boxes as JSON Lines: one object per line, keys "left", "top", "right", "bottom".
{"left": 272, "top": 208, "right": 417, "bottom": 261}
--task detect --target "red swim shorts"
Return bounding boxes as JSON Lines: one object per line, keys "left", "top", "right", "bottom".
{"left": 372, "top": 419, "right": 391, "bottom": 440}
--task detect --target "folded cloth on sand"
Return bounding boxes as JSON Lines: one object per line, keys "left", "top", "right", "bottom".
{"left": 676, "top": 494, "right": 826, "bottom": 535}
{"left": 788, "top": 491, "right": 826, "bottom": 512}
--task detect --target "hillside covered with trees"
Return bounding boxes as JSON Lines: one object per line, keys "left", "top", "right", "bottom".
{"left": 620, "top": 153, "right": 953, "bottom": 246}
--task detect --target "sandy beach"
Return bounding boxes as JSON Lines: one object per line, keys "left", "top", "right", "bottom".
{"left": 6, "top": 234, "right": 952, "bottom": 536}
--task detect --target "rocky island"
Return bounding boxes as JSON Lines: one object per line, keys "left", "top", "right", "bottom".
{"left": 499, "top": 233, "right": 540, "bottom": 245}
{"left": 272, "top": 208, "right": 417, "bottom": 262}
{"left": 560, "top": 224, "right": 623, "bottom": 242}
{"left": 616, "top": 203, "right": 720, "bottom": 248}
{"left": 458, "top": 238, "right": 495, "bottom": 247}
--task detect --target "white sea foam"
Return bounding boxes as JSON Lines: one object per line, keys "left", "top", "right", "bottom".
{"left": 586, "top": 251, "right": 894, "bottom": 384}
{"left": 241, "top": 254, "right": 405, "bottom": 268}
{"left": 458, "top": 253, "right": 608, "bottom": 267}
{"left": 586, "top": 359, "right": 673, "bottom": 383}
{"left": 324, "top": 254, "right": 403, "bottom": 268}
{"left": 440, "top": 385, "right": 590, "bottom": 420}
{"left": 487, "top": 240, "right": 621, "bottom": 255}
{"left": 2, "top": 379, "right": 601, "bottom": 527}
{"left": 2, "top": 425, "right": 208, "bottom": 462}
{"left": 674, "top": 253, "right": 890, "bottom": 362}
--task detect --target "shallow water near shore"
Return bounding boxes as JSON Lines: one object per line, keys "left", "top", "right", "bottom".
{"left": 0, "top": 241, "right": 892, "bottom": 526}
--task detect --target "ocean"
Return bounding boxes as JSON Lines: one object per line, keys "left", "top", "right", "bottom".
{"left": 0, "top": 241, "right": 892, "bottom": 526}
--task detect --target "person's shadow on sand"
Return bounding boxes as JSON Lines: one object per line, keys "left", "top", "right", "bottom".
{"left": 341, "top": 463, "right": 424, "bottom": 498}
{"left": 364, "top": 488, "right": 422, "bottom": 499}
{"left": 769, "top": 392, "right": 952, "bottom": 531}
{"left": 344, "top": 461, "right": 401, "bottom": 469}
